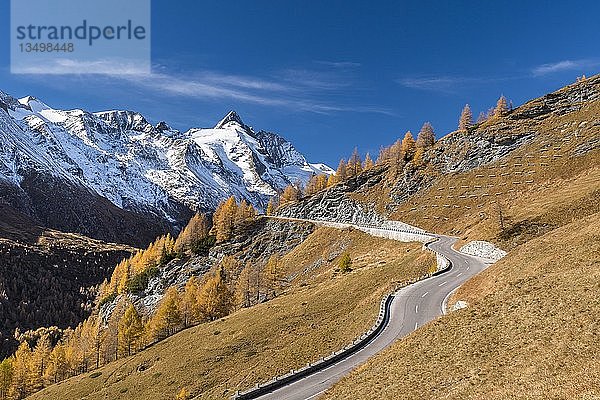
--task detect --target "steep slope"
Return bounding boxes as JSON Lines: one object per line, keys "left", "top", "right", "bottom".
{"left": 323, "top": 212, "right": 600, "bottom": 400}
{"left": 29, "top": 226, "right": 435, "bottom": 400}
{"left": 0, "top": 204, "right": 134, "bottom": 357}
{"left": 0, "top": 92, "right": 331, "bottom": 244}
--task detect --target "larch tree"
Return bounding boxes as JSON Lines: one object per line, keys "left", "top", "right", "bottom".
{"left": 118, "top": 304, "right": 144, "bottom": 356}
{"left": 0, "top": 358, "right": 13, "bottom": 399}
{"left": 347, "top": 148, "right": 363, "bottom": 177}
{"left": 458, "top": 104, "right": 473, "bottom": 132}
{"left": 182, "top": 276, "right": 201, "bottom": 326}
{"left": 279, "top": 184, "right": 300, "bottom": 206}
{"left": 413, "top": 147, "right": 425, "bottom": 167}
{"left": 326, "top": 173, "right": 338, "bottom": 187}
{"left": 265, "top": 254, "right": 284, "bottom": 298}
{"left": 213, "top": 196, "right": 238, "bottom": 242}
{"left": 175, "top": 213, "right": 210, "bottom": 255}
{"left": 416, "top": 122, "right": 436, "bottom": 149}
{"left": 148, "top": 286, "right": 183, "bottom": 341}
{"left": 338, "top": 253, "right": 352, "bottom": 273}
{"left": 10, "top": 342, "right": 32, "bottom": 399}
{"left": 401, "top": 131, "right": 416, "bottom": 161}
{"left": 494, "top": 95, "right": 508, "bottom": 118}
{"left": 266, "top": 197, "right": 279, "bottom": 215}
{"left": 363, "top": 152, "right": 374, "bottom": 169}
{"left": 335, "top": 159, "right": 348, "bottom": 181}
{"left": 198, "top": 267, "right": 233, "bottom": 321}
{"left": 235, "top": 264, "right": 253, "bottom": 309}
{"left": 31, "top": 335, "right": 51, "bottom": 389}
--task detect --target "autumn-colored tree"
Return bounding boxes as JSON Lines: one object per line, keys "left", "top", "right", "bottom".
{"left": 279, "top": 184, "right": 300, "bottom": 206}
{"left": 413, "top": 147, "right": 425, "bottom": 167}
{"left": 0, "top": 358, "right": 13, "bottom": 399}
{"left": 401, "top": 131, "right": 416, "bottom": 161}
{"left": 347, "top": 148, "right": 363, "bottom": 177}
{"left": 335, "top": 159, "right": 348, "bottom": 181}
{"left": 175, "top": 213, "right": 210, "bottom": 255}
{"left": 339, "top": 253, "right": 352, "bottom": 273}
{"left": 147, "top": 286, "right": 183, "bottom": 341}
{"left": 213, "top": 196, "right": 238, "bottom": 242}
{"left": 197, "top": 267, "right": 234, "bottom": 321}
{"left": 265, "top": 254, "right": 284, "bottom": 298}
{"left": 266, "top": 197, "right": 278, "bottom": 215}
{"left": 363, "top": 153, "right": 374, "bottom": 169}
{"left": 176, "top": 387, "right": 190, "bottom": 400}
{"left": 458, "top": 104, "right": 473, "bottom": 132}
{"left": 31, "top": 335, "right": 51, "bottom": 390}
{"left": 416, "top": 122, "right": 435, "bottom": 149}
{"left": 118, "top": 304, "right": 144, "bottom": 357}
{"left": 46, "top": 344, "right": 67, "bottom": 383}
{"left": 9, "top": 342, "right": 32, "bottom": 399}
{"left": 326, "top": 173, "right": 338, "bottom": 187}
{"left": 494, "top": 95, "right": 508, "bottom": 118}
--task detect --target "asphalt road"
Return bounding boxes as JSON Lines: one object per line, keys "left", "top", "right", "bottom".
{"left": 251, "top": 234, "right": 493, "bottom": 400}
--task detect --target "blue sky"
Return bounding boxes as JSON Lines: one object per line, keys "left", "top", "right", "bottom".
{"left": 1, "top": 1, "right": 600, "bottom": 166}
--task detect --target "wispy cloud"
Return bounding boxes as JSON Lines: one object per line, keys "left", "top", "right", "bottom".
{"left": 532, "top": 59, "right": 599, "bottom": 76}
{"left": 15, "top": 59, "right": 391, "bottom": 115}
{"left": 396, "top": 76, "right": 486, "bottom": 93}
{"left": 314, "top": 60, "right": 362, "bottom": 68}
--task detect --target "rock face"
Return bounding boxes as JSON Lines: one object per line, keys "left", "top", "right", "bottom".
{"left": 0, "top": 92, "right": 332, "bottom": 245}
{"left": 277, "top": 167, "right": 388, "bottom": 224}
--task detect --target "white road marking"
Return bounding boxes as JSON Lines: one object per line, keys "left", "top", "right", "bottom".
{"left": 414, "top": 322, "right": 418, "bottom": 330}
{"left": 466, "top": 266, "right": 470, "bottom": 271}
{"left": 457, "top": 272, "right": 463, "bottom": 277}
{"left": 421, "top": 292, "right": 429, "bottom": 298}
{"left": 439, "top": 281, "right": 448, "bottom": 286}
{"left": 306, "top": 389, "right": 327, "bottom": 399}
{"left": 415, "top": 304, "right": 419, "bottom": 314}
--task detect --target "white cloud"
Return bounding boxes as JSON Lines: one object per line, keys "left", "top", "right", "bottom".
{"left": 532, "top": 59, "right": 599, "bottom": 76}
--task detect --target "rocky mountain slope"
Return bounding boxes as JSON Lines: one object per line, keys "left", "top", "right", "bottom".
{"left": 0, "top": 91, "right": 331, "bottom": 245}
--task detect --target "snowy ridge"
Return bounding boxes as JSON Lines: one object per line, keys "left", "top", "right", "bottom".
{"left": 0, "top": 90, "right": 332, "bottom": 222}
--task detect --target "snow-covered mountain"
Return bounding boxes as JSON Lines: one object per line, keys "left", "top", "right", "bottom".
{"left": 0, "top": 90, "right": 332, "bottom": 243}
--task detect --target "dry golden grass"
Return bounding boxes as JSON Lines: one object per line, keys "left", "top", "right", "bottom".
{"left": 31, "top": 227, "right": 434, "bottom": 400}
{"left": 391, "top": 100, "right": 600, "bottom": 249}
{"left": 323, "top": 212, "right": 600, "bottom": 400}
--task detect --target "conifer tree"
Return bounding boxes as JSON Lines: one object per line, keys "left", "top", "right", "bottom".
{"left": 401, "top": 131, "right": 416, "bottom": 161}
{"left": 0, "top": 358, "right": 13, "bottom": 399}
{"left": 416, "top": 122, "right": 436, "bottom": 148}
{"left": 339, "top": 253, "right": 352, "bottom": 273}
{"left": 326, "top": 173, "right": 337, "bottom": 187}
{"left": 235, "top": 264, "right": 253, "bottom": 309}
{"left": 363, "top": 153, "right": 374, "bottom": 169}
{"left": 213, "top": 196, "right": 238, "bottom": 242}
{"left": 31, "top": 335, "right": 51, "bottom": 389}
{"left": 347, "top": 148, "right": 363, "bottom": 177}
{"left": 198, "top": 267, "right": 233, "bottom": 321}
{"left": 182, "top": 276, "right": 201, "bottom": 326}
{"left": 494, "top": 95, "right": 508, "bottom": 118}
{"left": 148, "top": 286, "right": 183, "bottom": 341}
{"left": 47, "top": 344, "right": 67, "bottom": 383}
{"left": 10, "top": 342, "right": 32, "bottom": 399}
{"left": 458, "top": 104, "right": 473, "bottom": 132}
{"left": 265, "top": 254, "right": 284, "bottom": 298}
{"left": 118, "top": 304, "right": 144, "bottom": 356}
{"left": 279, "top": 184, "right": 300, "bottom": 206}
{"left": 335, "top": 159, "right": 348, "bottom": 181}
{"left": 175, "top": 213, "right": 210, "bottom": 254}
{"left": 413, "top": 147, "right": 425, "bottom": 167}
{"left": 266, "top": 197, "right": 278, "bottom": 215}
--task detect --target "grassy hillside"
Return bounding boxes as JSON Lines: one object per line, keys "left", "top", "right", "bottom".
{"left": 30, "top": 227, "right": 435, "bottom": 400}
{"left": 323, "top": 212, "right": 600, "bottom": 399}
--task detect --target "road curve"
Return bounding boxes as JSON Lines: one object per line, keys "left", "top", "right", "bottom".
{"left": 244, "top": 234, "right": 493, "bottom": 400}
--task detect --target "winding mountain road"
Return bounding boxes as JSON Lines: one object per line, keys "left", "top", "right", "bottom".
{"left": 243, "top": 227, "right": 494, "bottom": 400}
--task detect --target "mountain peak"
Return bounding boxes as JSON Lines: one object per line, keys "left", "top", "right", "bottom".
{"left": 215, "top": 110, "right": 244, "bottom": 129}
